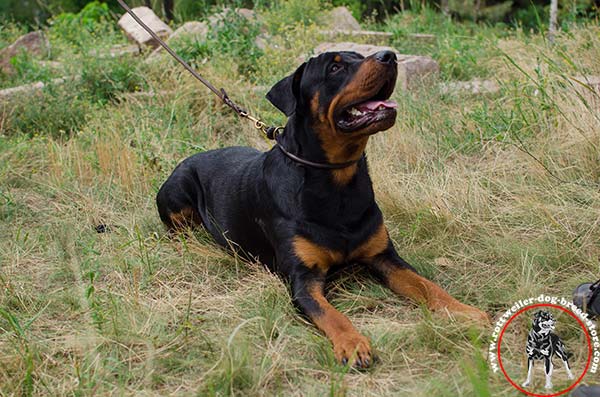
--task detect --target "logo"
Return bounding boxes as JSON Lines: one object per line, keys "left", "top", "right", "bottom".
{"left": 488, "top": 295, "right": 599, "bottom": 397}
{"left": 521, "top": 310, "right": 574, "bottom": 390}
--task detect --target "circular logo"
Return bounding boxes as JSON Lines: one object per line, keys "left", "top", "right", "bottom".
{"left": 496, "top": 303, "right": 593, "bottom": 396}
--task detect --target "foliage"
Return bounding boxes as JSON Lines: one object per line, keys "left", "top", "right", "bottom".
{"left": 386, "top": 7, "right": 504, "bottom": 80}
{"left": 261, "top": 0, "right": 326, "bottom": 34}
{"left": 1, "top": 5, "right": 599, "bottom": 395}
{"left": 48, "top": 1, "right": 115, "bottom": 46}
{"left": 3, "top": 83, "right": 93, "bottom": 138}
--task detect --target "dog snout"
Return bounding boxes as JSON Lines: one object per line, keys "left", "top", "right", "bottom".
{"left": 374, "top": 50, "right": 396, "bottom": 65}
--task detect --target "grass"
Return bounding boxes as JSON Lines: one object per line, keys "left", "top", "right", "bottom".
{"left": 1, "top": 2, "right": 600, "bottom": 396}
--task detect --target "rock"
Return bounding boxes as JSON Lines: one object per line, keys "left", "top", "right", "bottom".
{"left": 147, "top": 21, "right": 209, "bottom": 60}
{"left": 313, "top": 42, "right": 395, "bottom": 57}
{"left": 440, "top": 79, "right": 500, "bottom": 95}
{"left": 118, "top": 6, "right": 172, "bottom": 48}
{"left": 325, "top": 7, "right": 361, "bottom": 31}
{"left": 236, "top": 8, "right": 258, "bottom": 22}
{"left": 89, "top": 44, "right": 140, "bottom": 58}
{"left": 318, "top": 30, "right": 436, "bottom": 46}
{"left": 169, "top": 21, "right": 209, "bottom": 43}
{"left": 320, "top": 29, "right": 392, "bottom": 39}
{"left": 0, "top": 76, "right": 79, "bottom": 102}
{"left": 396, "top": 54, "right": 440, "bottom": 89}
{"left": 0, "top": 31, "right": 49, "bottom": 75}
{"left": 254, "top": 34, "right": 270, "bottom": 51}
{"left": 312, "top": 42, "right": 439, "bottom": 90}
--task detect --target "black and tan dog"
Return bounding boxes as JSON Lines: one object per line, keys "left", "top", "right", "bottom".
{"left": 522, "top": 310, "right": 574, "bottom": 389}
{"left": 156, "top": 50, "right": 489, "bottom": 367}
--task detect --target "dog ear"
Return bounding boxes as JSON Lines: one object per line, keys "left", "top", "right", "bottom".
{"left": 266, "top": 62, "right": 306, "bottom": 117}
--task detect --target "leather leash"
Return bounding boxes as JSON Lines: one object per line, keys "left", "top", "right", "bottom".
{"left": 116, "top": 0, "right": 361, "bottom": 170}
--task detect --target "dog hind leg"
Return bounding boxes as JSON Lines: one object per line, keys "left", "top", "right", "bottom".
{"left": 555, "top": 341, "right": 574, "bottom": 380}
{"left": 156, "top": 173, "right": 203, "bottom": 232}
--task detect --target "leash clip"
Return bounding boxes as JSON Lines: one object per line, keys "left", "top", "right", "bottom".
{"left": 241, "top": 112, "right": 283, "bottom": 140}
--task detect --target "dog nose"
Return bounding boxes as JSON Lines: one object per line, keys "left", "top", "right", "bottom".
{"left": 374, "top": 50, "right": 396, "bottom": 65}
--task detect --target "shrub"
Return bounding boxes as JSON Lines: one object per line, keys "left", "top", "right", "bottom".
{"left": 49, "top": 1, "right": 116, "bottom": 47}
{"left": 79, "top": 56, "right": 146, "bottom": 104}
{"left": 2, "top": 83, "right": 92, "bottom": 138}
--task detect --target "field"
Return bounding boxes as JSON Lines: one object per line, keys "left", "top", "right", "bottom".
{"left": 1, "top": 3, "right": 599, "bottom": 396}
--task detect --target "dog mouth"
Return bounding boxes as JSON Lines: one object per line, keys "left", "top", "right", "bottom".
{"left": 539, "top": 320, "right": 555, "bottom": 333}
{"left": 335, "top": 78, "right": 397, "bottom": 133}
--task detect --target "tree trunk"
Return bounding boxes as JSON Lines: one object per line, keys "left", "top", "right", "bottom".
{"left": 441, "top": 0, "right": 449, "bottom": 15}
{"left": 164, "top": 0, "right": 174, "bottom": 21}
{"left": 548, "top": 0, "right": 558, "bottom": 44}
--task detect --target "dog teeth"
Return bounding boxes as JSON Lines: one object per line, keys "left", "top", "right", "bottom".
{"left": 348, "top": 107, "right": 364, "bottom": 116}
{"left": 377, "top": 105, "right": 385, "bottom": 110}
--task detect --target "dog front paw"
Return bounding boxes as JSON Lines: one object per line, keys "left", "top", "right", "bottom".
{"left": 545, "top": 382, "right": 553, "bottom": 390}
{"left": 437, "top": 302, "right": 491, "bottom": 325}
{"left": 332, "top": 332, "right": 373, "bottom": 369}
{"left": 522, "top": 380, "right": 530, "bottom": 387}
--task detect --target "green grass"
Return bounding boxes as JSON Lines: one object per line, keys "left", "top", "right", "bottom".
{"left": 1, "top": 3, "right": 599, "bottom": 396}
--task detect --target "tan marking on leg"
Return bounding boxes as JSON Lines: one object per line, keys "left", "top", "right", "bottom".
{"left": 384, "top": 266, "right": 490, "bottom": 323}
{"left": 350, "top": 223, "right": 388, "bottom": 260}
{"left": 292, "top": 236, "right": 343, "bottom": 272}
{"left": 307, "top": 283, "right": 372, "bottom": 366}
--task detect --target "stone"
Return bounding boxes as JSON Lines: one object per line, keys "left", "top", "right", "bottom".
{"left": 0, "top": 76, "right": 78, "bottom": 102}
{"left": 148, "top": 21, "right": 209, "bottom": 60}
{"left": 325, "top": 7, "right": 361, "bottom": 31}
{"left": 396, "top": 54, "right": 440, "bottom": 89}
{"left": 168, "top": 21, "right": 209, "bottom": 43}
{"left": 0, "top": 31, "right": 49, "bottom": 75}
{"left": 118, "top": 6, "right": 172, "bottom": 48}
{"left": 439, "top": 79, "right": 500, "bottom": 95}
{"left": 312, "top": 42, "right": 439, "bottom": 89}
{"left": 89, "top": 44, "right": 140, "bottom": 58}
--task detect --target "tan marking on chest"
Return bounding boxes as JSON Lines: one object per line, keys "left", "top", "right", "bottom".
{"left": 350, "top": 223, "right": 389, "bottom": 260}
{"left": 293, "top": 236, "right": 343, "bottom": 272}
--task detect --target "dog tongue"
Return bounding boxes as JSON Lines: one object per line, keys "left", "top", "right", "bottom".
{"left": 356, "top": 100, "right": 398, "bottom": 111}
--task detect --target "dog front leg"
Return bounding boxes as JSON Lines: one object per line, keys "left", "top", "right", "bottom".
{"left": 291, "top": 270, "right": 372, "bottom": 368}
{"left": 522, "top": 358, "right": 534, "bottom": 387}
{"left": 544, "top": 357, "right": 554, "bottom": 389}
{"left": 366, "top": 246, "right": 489, "bottom": 323}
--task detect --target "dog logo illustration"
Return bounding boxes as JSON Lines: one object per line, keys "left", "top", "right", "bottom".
{"left": 522, "top": 310, "right": 575, "bottom": 390}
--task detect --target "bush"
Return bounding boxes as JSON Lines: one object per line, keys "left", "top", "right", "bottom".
{"left": 261, "top": 0, "right": 325, "bottom": 33}
{"left": 3, "top": 83, "right": 92, "bottom": 138}
{"left": 49, "top": 1, "right": 115, "bottom": 47}
{"left": 79, "top": 56, "right": 146, "bottom": 104}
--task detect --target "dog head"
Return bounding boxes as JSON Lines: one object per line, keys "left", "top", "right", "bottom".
{"left": 267, "top": 50, "right": 398, "bottom": 136}
{"left": 533, "top": 310, "right": 556, "bottom": 335}
{"left": 266, "top": 51, "right": 398, "bottom": 170}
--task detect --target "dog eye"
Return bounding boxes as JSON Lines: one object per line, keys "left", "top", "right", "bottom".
{"left": 329, "top": 63, "right": 343, "bottom": 74}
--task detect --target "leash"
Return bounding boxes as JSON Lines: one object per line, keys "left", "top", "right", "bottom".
{"left": 116, "top": 0, "right": 361, "bottom": 170}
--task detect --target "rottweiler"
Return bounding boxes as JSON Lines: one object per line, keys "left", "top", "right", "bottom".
{"left": 522, "top": 310, "right": 574, "bottom": 390}
{"left": 156, "top": 50, "right": 490, "bottom": 368}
